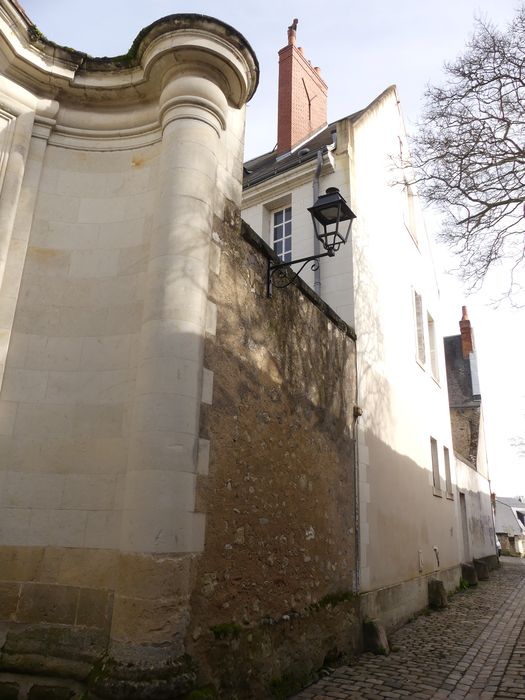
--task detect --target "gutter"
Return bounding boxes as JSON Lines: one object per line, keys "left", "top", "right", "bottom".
{"left": 312, "top": 150, "right": 323, "bottom": 296}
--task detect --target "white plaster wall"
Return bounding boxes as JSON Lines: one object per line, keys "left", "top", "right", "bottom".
{"left": 350, "top": 90, "right": 458, "bottom": 591}
{"left": 455, "top": 456, "right": 495, "bottom": 561}
{"left": 242, "top": 87, "right": 461, "bottom": 595}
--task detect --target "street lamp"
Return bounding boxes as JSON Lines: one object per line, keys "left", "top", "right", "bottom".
{"left": 267, "top": 187, "right": 356, "bottom": 297}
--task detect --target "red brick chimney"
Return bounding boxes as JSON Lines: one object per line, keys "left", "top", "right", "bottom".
{"left": 459, "top": 306, "right": 474, "bottom": 358}
{"left": 277, "top": 19, "right": 328, "bottom": 154}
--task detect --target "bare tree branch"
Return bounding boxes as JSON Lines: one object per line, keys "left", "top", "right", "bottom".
{"left": 408, "top": 7, "right": 525, "bottom": 297}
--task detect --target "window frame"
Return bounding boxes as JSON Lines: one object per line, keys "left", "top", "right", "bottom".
{"left": 443, "top": 446, "right": 453, "bottom": 499}
{"left": 414, "top": 291, "right": 426, "bottom": 366}
{"left": 272, "top": 205, "right": 292, "bottom": 263}
{"left": 427, "top": 312, "right": 439, "bottom": 382}
{"left": 430, "top": 436, "right": 442, "bottom": 497}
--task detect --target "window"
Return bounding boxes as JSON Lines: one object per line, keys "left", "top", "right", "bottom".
{"left": 427, "top": 313, "right": 439, "bottom": 380}
{"left": 443, "top": 446, "right": 453, "bottom": 498}
{"left": 272, "top": 207, "right": 292, "bottom": 263}
{"left": 404, "top": 182, "right": 418, "bottom": 243}
{"left": 430, "top": 437, "right": 441, "bottom": 495}
{"left": 414, "top": 292, "right": 425, "bottom": 365}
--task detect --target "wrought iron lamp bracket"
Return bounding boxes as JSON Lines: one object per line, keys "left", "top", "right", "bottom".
{"left": 267, "top": 249, "right": 335, "bottom": 298}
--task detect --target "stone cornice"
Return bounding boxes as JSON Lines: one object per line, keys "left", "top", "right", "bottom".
{"left": 0, "top": 3, "right": 259, "bottom": 109}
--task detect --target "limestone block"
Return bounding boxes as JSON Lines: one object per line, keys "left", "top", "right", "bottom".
{"left": 120, "top": 509, "right": 205, "bottom": 553}
{"left": 28, "top": 509, "right": 87, "bottom": 548}
{"left": 135, "top": 357, "right": 201, "bottom": 400}
{"left": 120, "top": 509, "right": 178, "bottom": 553}
{"left": 31, "top": 220, "right": 99, "bottom": 250}
{"left": 105, "top": 303, "right": 143, "bottom": 335}
{"left": 34, "top": 192, "right": 80, "bottom": 224}
{"left": 69, "top": 249, "right": 120, "bottom": 278}
{"left": 79, "top": 335, "right": 132, "bottom": 371}
{"left": 128, "top": 431, "right": 196, "bottom": 472}
{"left": 90, "top": 274, "right": 144, "bottom": 306}
{"left": 110, "top": 595, "right": 189, "bottom": 648}
{"left": 461, "top": 562, "right": 478, "bottom": 586}
{"left": 61, "top": 474, "right": 117, "bottom": 510}
{"left": 0, "top": 400, "right": 17, "bottom": 435}
{"left": 24, "top": 247, "right": 71, "bottom": 278}
{"left": 99, "top": 220, "right": 144, "bottom": 249}
{"left": 84, "top": 511, "right": 121, "bottom": 550}
{"left": 116, "top": 552, "right": 193, "bottom": 600}
{"left": 197, "top": 439, "right": 210, "bottom": 475}
{"left": 76, "top": 587, "right": 113, "bottom": 629}
{"left": 71, "top": 403, "right": 125, "bottom": 439}
{"left": 0, "top": 508, "right": 31, "bottom": 545}
{"left": 0, "top": 546, "right": 46, "bottom": 581}
{"left": 428, "top": 579, "right": 448, "bottom": 609}
{"left": 45, "top": 369, "right": 131, "bottom": 405}
{"left": 1, "top": 368, "right": 48, "bottom": 402}
{"left": 4, "top": 472, "right": 64, "bottom": 509}
{"left": 201, "top": 368, "right": 213, "bottom": 405}
{"left": 142, "top": 257, "right": 209, "bottom": 325}
{"left": 137, "top": 319, "right": 203, "bottom": 361}
{"left": 117, "top": 244, "right": 148, "bottom": 275}
{"left": 3, "top": 332, "right": 27, "bottom": 368}
{"left": 14, "top": 403, "right": 72, "bottom": 439}
{"left": 363, "top": 618, "right": 390, "bottom": 655}
{"left": 131, "top": 394, "right": 199, "bottom": 435}
{"left": 123, "top": 470, "right": 196, "bottom": 513}
{"left": 23, "top": 336, "right": 83, "bottom": 372}
{"left": 473, "top": 558, "right": 489, "bottom": 581}
{"left": 18, "top": 274, "right": 67, "bottom": 309}
{"left": 17, "top": 582, "right": 78, "bottom": 624}
{"left": 54, "top": 306, "right": 108, "bottom": 337}
{"left": 77, "top": 196, "right": 126, "bottom": 225}
{"left": 57, "top": 548, "right": 118, "bottom": 589}
{"left": 0, "top": 581, "right": 21, "bottom": 620}
{"left": 12, "top": 306, "right": 60, "bottom": 336}
{"left": 174, "top": 511, "right": 206, "bottom": 553}
{"left": 205, "top": 301, "right": 217, "bottom": 336}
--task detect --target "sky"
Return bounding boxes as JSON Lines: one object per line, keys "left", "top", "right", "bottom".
{"left": 20, "top": 0, "right": 525, "bottom": 496}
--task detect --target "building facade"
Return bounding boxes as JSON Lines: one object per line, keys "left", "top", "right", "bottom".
{"left": 444, "top": 308, "right": 496, "bottom": 565}
{"left": 243, "top": 21, "right": 487, "bottom": 629}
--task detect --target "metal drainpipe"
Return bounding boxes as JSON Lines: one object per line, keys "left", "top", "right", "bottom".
{"left": 313, "top": 149, "right": 323, "bottom": 296}
{"left": 353, "top": 401, "right": 361, "bottom": 595}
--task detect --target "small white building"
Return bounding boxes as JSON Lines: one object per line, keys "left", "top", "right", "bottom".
{"left": 495, "top": 497, "right": 525, "bottom": 556}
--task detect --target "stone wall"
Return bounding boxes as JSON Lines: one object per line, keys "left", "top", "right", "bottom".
{"left": 450, "top": 408, "right": 481, "bottom": 468}
{"left": 186, "top": 217, "right": 359, "bottom": 697}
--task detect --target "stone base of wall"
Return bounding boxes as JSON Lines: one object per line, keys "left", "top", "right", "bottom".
{"left": 0, "top": 601, "right": 361, "bottom": 700}
{"left": 0, "top": 545, "right": 198, "bottom": 699}
{"left": 189, "top": 598, "right": 360, "bottom": 699}
{"left": 360, "top": 566, "right": 461, "bottom": 633}
{"left": 0, "top": 545, "right": 362, "bottom": 699}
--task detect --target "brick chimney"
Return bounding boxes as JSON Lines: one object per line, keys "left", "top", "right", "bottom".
{"left": 277, "top": 19, "right": 328, "bottom": 154}
{"left": 459, "top": 306, "right": 474, "bottom": 358}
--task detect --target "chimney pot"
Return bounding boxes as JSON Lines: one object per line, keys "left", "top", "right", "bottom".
{"left": 287, "top": 18, "right": 298, "bottom": 46}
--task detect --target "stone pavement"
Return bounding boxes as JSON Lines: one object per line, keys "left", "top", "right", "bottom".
{"left": 293, "top": 558, "right": 525, "bottom": 700}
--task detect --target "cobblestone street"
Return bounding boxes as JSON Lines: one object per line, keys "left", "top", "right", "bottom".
{"left": 294, "top": 558, "right": 525, "bottom": 700}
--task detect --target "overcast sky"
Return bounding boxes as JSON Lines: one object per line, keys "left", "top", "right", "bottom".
{"left": 20, "top": 0, "right": 525, "bottom": 496}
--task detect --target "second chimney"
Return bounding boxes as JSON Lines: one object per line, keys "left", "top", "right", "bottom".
{"left": 459, "top": 306, "right": 474, "bottom": 358}
{"left": 277, "top": 19, "right": 328, "bottom": 154}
